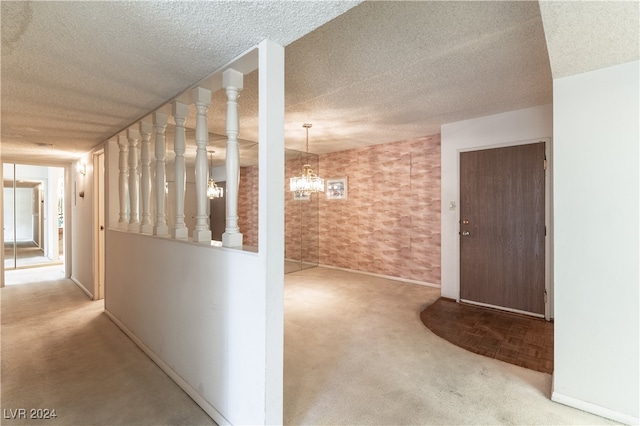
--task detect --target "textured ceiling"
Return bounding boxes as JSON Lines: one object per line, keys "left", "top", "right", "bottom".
{"left": 539, "top": 0, "right": 640, "bottom": 79}
{"left": 263, "top": 0, "right": 554, "bottom": 154}
{"left": 1, "top": 1, "right": 636, "bottom": 164}
{"left": 0, "top": 0, "right": 359, "bottom": 161}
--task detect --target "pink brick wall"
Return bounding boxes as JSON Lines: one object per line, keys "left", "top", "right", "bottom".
{"left": 237, "top": 134, "right": 441, "bottom": 284}
{"left": 318, "top": 134, "right": 441, "bottom": 284}
{"left": 238, "top": 166, "right": 259, "bottom": 248}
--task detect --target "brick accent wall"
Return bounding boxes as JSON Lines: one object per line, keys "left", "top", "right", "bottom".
{"left": 238, "top": 166, "right": 259, "bottom": 248}
{"left": 236, "top": 134, "right": 441, "bottom": 285}
{"left": 318, "top": 134, "right": 441, "bottom": 285}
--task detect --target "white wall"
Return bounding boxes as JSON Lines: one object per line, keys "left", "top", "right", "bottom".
{"left": 71, "top": 155, "right": 95, "bottom": 297}
{"left": 46, "top": 166, "right": 64, "bottom": 261}
{"left": 105, "top": 231, "right": 268, "bottom": 425}
{"left": 6, "top": 188, "right": 34, "bottom": 241}
{"left": 552, "top": 60, "right": 639, "bottom": 424}
{"left": 440, "top": 104, "right": 553, "bottom": 309}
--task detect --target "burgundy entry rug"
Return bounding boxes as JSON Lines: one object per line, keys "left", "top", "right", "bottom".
{"left": 420, "top": 298, "right": 554, "bottom": 374}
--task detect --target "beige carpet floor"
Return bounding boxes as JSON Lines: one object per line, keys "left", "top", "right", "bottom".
{"left": 1, "top": 275, "right": 215, "bottom": 426}
{"left": 2, "top": 266, "right": 616, "bottom": 425}
{"left": 284, "top": 267, "right": 616, "bottom": 425}
{"left": 4, "top": 241, "right": 64, "bottom": 270}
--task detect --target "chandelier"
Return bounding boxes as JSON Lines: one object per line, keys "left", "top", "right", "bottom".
{"left": 207, "top": 151, "right": 223, "bottom": 199}
{"left": 290, "top": 123, "right": 324, "bottom": 196}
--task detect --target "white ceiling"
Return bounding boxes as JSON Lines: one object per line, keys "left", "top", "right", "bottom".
{"left": 1, "top": 1, "right": 638, "bottom": 164}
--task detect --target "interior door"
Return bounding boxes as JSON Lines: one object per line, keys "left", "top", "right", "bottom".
{"left": 460, "top": 142, "right": 545, "bottom": 315}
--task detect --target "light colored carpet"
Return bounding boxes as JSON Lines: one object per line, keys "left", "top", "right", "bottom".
{"left": 4, "top": 241, "right": 64, "bottom": 269}
{"left": 1, "top": 277, "right": 216, "bottom": 426}
{"left": 284, "top": 267, "right": 616, "bottom": 425}
{"left": 2, "top": 266, "right": 617, "bottom": 425}
{"left": 4, "top": 265, "right": 66, "bottom": 286}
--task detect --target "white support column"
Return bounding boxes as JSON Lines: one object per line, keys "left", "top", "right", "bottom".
{"left": 172, "top": 101, "right": 189, "bottom": 240}
{"left": 192, "top": 87, "right": 213, "bottom": 243}
{"left": 139, "top": 121, "right": 153, "bottom": 234}
{"left": 127, "top": 127, "right": 140, "bottom": 232}
{"left": 153, "top": 112, "right": 169, "bottom": 237}
{"left": 117, "top": 134, "right": 129, "bottom": 230}
{"left": 222, "top": 68, "right": 244, "bottom": 248}
{"left": 259, "top": 39, "right": 285, "bottom": 426}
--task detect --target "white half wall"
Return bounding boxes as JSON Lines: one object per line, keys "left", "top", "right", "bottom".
{"left": 440, "top": 104, "right": 553, "bottom": 307}
{"left": 105, "top": 231, "right": 268, "bottom": 425}
{"left": 103, "top": 40, "right": 285, "bottom": 425}
{"left": 552, "top": 60, "right": 639, "bottom": 424}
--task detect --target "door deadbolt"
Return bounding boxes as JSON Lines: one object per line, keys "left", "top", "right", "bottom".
{"left": 462, "top": 220, "right": 469, "bottom": 225}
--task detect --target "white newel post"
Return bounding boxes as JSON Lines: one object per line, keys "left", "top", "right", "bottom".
{"left": 222, "top": 69, "right": 244, "bottom": 248}
{"left": 172, "top": 101, "right": 189, "bottom": 240}
{"left": 118, "top": 134, "right": 129, "bottom": 230}
{"left": 192, "top": 87, "right": 213, "bottom": 243}
{"left": 153, "top": 112, "right": 169, "bottom": 236}
{"left": 139, "top": 121, "right": 153, "bottom": 234}
{"left": 127, "top": 127, "right": 140, "bottom": 232}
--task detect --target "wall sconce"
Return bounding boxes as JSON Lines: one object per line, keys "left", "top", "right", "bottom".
{"left": 77, "top": 162, "right": 86, "bottom": 176}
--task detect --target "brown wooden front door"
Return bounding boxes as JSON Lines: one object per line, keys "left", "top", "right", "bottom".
{"left": 460, "top": 142, "right": 545, "bottom": 315}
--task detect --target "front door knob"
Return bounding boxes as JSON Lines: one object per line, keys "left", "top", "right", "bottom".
{"left": 462, "top": 231, "right": 470, "bottom": 236}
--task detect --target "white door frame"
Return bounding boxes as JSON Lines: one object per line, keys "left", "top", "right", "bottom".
{"left": 93, "top": 150, "right": 106, "bottom": 300}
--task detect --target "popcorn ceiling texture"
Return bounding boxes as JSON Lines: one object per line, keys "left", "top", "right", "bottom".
{"left": 3, "top": 0, "right": 636, "bottom": 165}
{"left": 0, "top": 0, "right": 360, "bottom": 161}
{"left": 538, "top": 1, "right": 639, "bottom": 79}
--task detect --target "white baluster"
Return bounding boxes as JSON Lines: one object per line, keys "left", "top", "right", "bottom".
{"left": 172, "top": 101, "right": 189, "bottom": 240}
{"left": 118, "top": 134, "right": 129, "bottom": 230}
{"left": 153, "top": 112, "right": 169, "bottom": 237}
{"left": 222, "top": 69, "right": 244, "bottom": 248}
{"left": 139, "top": 121, "right": 153, "bottom": 234}
{"left": 192, "top": 87, "right": 212, "bottom": 243}
{"left": 127, "top": 127, "right": 140, "bottom": 232}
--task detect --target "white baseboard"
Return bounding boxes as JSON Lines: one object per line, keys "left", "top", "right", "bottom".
{"left": 318, "top": 264, "right": 441, "bottom": 289}
{"left": 103, "top": 309, "right": 231, "bottom": 426}
{"left": 70, "top": 276, "right": 93, "bottom": 300}
{"left": 552, "top": 391, "right": 639, "bottom": 425}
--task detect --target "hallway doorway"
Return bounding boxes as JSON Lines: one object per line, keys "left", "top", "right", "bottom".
{"left": 2, "top": 163, "right": 66, "bottom": 285}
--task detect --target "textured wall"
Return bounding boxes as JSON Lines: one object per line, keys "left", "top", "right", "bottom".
{"left": 237, "top": 135, "right": 441, "bottom": 284}
{"left": 318, "top": 135, "right": 441, "bottom": 285}
{"left": 238, "top": 166, "right": 259, "bottom": 248}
